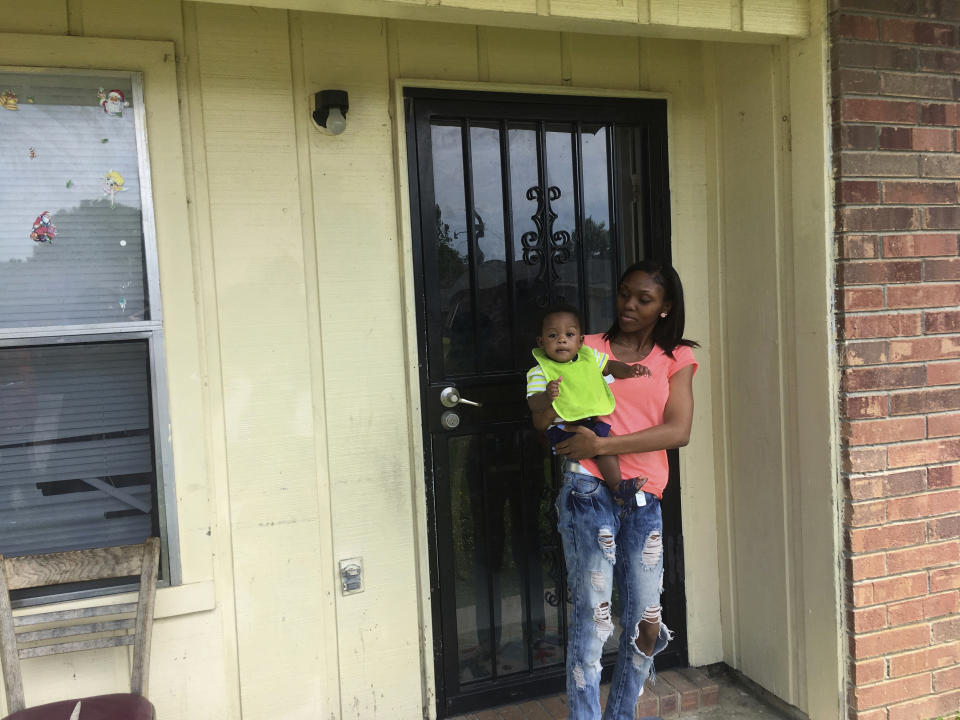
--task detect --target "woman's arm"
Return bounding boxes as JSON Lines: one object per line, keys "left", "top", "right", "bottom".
{"left": 554, "top": 365, "right": 695, "bottom": 459}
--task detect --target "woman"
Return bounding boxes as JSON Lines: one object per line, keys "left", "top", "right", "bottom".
{"left": 553, "top": 260, "right": 698, "bottom": 720}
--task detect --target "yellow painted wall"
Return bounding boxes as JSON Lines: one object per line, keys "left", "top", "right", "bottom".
{"left": 709, "top": 40, "right": 803, "bottom": 702}
{"left": 0, "top": 0, "right": 838, "bottom": 718}
{"left": 703, "top": 0, "right": 841, "bottom": 713}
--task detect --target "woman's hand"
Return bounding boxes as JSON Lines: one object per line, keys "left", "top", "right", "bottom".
{"left": 555, "top": 425, "right": 603, "bottom": 460}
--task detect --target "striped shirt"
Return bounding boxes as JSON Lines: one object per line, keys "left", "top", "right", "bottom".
{"left": 526, "top": 346, "right": 609, "bottom": 397}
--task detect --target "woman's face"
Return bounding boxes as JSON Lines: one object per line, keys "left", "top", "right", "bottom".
{"left": 616, "top": 271, "right": 670, "bottom": 335}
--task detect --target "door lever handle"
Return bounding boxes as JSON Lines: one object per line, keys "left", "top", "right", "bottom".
{"left": 440, "top": 386, "right": 483, "bottom": 408}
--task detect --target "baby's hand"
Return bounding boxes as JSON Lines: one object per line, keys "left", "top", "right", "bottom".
{"left": 546, "top": 377, "right": 562, "bottom": 399}
{"left": 631, "top": 364, "right": 651, "bottom": 378}
{"left": 613, "top": 477, "right": 649, "bottom": 505}
{"left": 607, "top": 360, "right": 651, "bottom": 380}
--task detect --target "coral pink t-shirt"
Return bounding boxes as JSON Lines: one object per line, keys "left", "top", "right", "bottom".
{"left": 578, "top": 334, "right": 697, "bottom": 498}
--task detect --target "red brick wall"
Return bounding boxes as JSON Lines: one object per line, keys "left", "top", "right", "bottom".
{"left": 830, "top": 0, "right": 960, "bottom": 720}
{"left": 832, "top": 1, "right": 960, "bottom": 718}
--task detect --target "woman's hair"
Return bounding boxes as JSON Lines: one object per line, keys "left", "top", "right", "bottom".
{"left": 603, "top": 260, "right": 700, "bottom": 356}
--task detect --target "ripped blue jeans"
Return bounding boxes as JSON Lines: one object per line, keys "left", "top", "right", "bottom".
{"left": 556, "top": 468, "right": 671, "bottom": 720}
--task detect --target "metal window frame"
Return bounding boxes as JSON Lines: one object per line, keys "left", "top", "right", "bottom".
{"left": 0, "top": 66, "right": 180, "bottom": 591}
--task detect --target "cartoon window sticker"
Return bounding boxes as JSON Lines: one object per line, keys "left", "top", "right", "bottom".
{"left": 28, "top": 147, "right": 36, "bottom": 159}
{"left": 103, "top": 170, "right": 126, "bottom": 207}
{"left": 0, "top": 90, "right": 18, "bottom": 110}
{"left": 97, "top": 88, "right": 129, "bottom": 117}
{"left": 30, "top": 212, "right": 56, "bottom": 244}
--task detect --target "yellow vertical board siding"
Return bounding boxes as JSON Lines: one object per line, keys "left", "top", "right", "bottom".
{"left": 742, "top": 0, "right": 808, "bottom": 36}
{"left": 148, "top": 613, "right": 233, "bottom": 718}
{"left": 484, "top": 26, "right": 563, "bottom": 85}
{"left": 564, "top": 33, "right": 640, "bottom": 90}
{"left": 299, "top": 12, "right": 424, "bottom": 719}
{"left": 0, "top": 30, "right": 225, "bottom": 718}
{"left": 75, "top": 0, "right": 185, "bottom": 43}
{"left": 638, "top": 37, "right": 723, "bottom": 665}
{"left": 549, "top": 0, "right": 640, "bottom": 22}
{"left": 786, "top": 0, "right": 843, "bottom": 715}
{"left": 179, "top": 5, "right": 246, "bottom": 718}
{"left": 15, "top": 650, "right": 131, "bottom": 708}
{"left": 712, "top": 42, "right": 795, "bottom": 703}
{"left": 0, "top": 0, "right": 68, "bottom": 33}
{"left": 701, "top": 42, "right": 737, "bottom": 667}
{"left": 391, "top": 19, "right": 480, "bottom": 79}
{"left": 192, "top": 5, "right": 328, "bottom": 719}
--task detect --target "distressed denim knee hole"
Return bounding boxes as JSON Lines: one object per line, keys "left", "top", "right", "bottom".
{"left": 641, "top": 530, "right": 662, "bottom": 568}
{"left": 593, "top": 602, "right": 614, "bottom": 644}
{"left": 590, "top": 570, "right": 606, "bottom": 591}
{"left": 598, "top": 527, "right": 616, "bottom": 564}
{"left": 642, "top": 604, "right": 662, "bottom": 625}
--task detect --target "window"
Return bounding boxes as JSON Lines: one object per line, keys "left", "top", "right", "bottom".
{"left": 0, "top": 69, "right": 174, "bottom": 580}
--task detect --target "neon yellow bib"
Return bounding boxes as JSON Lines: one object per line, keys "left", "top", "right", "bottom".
{"left": 531, "top": 346, "right": 615, "bottom": 422}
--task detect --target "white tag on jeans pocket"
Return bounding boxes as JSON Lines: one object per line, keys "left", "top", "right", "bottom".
{"left": 636, "top": 491, "right": 646, "bottom": 507}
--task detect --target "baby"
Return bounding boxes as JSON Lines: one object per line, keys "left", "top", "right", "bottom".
{"left": 526, "top": 305, "right": 649, "bottom": 496}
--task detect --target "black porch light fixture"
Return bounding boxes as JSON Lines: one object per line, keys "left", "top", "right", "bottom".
{"left": 313, "top": 89, "right": 349, "bottom": 135}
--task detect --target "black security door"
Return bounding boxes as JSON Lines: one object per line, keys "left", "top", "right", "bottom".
{"left": 405, "top": 89, "right": 685, "bottom": 717}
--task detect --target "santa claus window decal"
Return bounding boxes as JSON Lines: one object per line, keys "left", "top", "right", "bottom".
{"left": 0, "top": 68, "right": 174, "bottom": 583}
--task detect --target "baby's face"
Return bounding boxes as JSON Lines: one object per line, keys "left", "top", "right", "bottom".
{"left": 537, "top": 312, "right": 583, "bottom": 363}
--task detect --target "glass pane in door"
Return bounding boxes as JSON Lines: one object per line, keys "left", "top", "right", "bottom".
{"left": 431, "top": 121, "right": 475, "bottom": 376}
{"left": 580, "top": 124, "right": 616, "bottom": 333}
{"left": 451, "top": 430, "right": 547, "bottom": 683}
{"left": 520, "top": 431, "right": 565, "bottom": 669}
{"left": 468, "top": 123, "right": 512, "bottom": 373}
{"left": 507, "top": 123, "right": 543, "bottom": 369}
{"left": 615, "top": 126, "right": 649, "bottom": 266}
{"left": 449, "top": 433, "right": 492, "bottom": 683}
{"left": 544, "top": 125, "right": 579, "bottom": 308}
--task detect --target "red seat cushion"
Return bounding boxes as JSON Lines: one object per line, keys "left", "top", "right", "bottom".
{"left": 3, "top": 694, "right": 154, "bottom": 720}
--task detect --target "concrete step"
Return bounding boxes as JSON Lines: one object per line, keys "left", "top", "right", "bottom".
{"left": 449, "top": 665, "right": 721, "bottom": 720}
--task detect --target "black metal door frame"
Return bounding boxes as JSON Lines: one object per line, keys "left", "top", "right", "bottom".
{"left": 404, "top": 88, "right": 684, "bottom": 717}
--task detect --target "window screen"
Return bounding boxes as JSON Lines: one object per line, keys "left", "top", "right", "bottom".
{"left": 0, "top": 73, "right": 148, "bottom": 327}
{"left": 0, "top": 342, "right": 155, "bottom": 556}
{"left": 0, "top": 69, "right": 171, "bottom": 570}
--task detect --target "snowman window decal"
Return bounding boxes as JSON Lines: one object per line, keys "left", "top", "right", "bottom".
{"left": 97, "top": 87, "right": 129, "bottom": 118}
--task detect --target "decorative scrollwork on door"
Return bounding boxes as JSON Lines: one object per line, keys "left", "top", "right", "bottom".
{"left": 520, "top": 185, "right": 548, "bottom": 269}
{"left": 521, "top": 185, "right": 573, "bottom": 307}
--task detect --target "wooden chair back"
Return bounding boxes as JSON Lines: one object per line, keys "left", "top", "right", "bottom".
{"left": 0, "top": 538, "right": 160, "bottom": 714}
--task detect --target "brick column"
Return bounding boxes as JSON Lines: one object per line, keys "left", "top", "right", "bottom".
{"left": 831, "top": 1, "right": 960, "bottom": 718}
